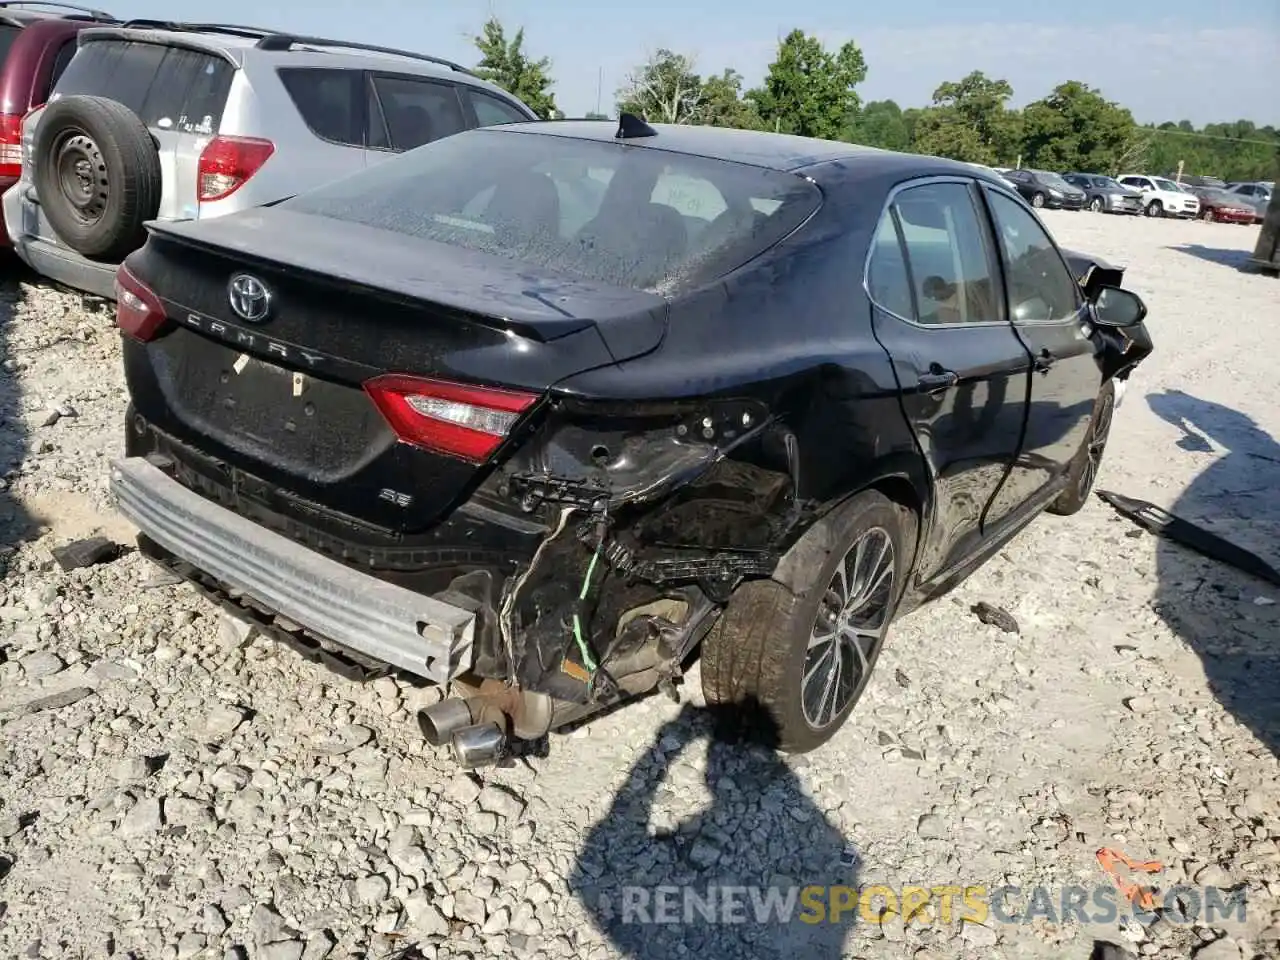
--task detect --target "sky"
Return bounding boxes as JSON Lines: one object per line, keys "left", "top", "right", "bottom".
{"left": 122, "top": 0, "right": 1279, "bottom": 127}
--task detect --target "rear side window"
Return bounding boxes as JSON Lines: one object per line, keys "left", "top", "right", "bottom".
{"left": 866, "top": 214, "right": 915, "bottom": 320}
{"left": 369, "top": 75, "right": 466, "bottom": 151}
{"left": 54, "top": 40, "right": 233, "bottom": 134}
{"left": 282, "top": 128, "right": 823, "bottom": 294}
{"left": 0, "top": 25, "right": 21, "bottom": 68}
{"left": 891, "top": 182, "right": 999, "bottom": 326}
{"left": 278, "top": 67, "right": 363, "bottom": 146}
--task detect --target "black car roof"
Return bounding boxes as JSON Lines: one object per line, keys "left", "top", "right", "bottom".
{"left": 496, "top": 120, "right": 985, "bottom": 180}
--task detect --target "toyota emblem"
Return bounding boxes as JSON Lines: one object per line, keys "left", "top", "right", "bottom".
{"left": 228, "top": 273, "right": 271, "bottom": 323}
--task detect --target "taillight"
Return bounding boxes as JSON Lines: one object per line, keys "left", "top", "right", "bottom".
{"left": 197, "top": 135, "right": 275, "bottom": 203}
{"left": 364, "top": 374, "right": 539, "bottom": 463}
{"left": 0, "top": 113, "right": 22, "bottom": 179}
{"left": 114, "top": 264, "right": 168, "bottom": 342}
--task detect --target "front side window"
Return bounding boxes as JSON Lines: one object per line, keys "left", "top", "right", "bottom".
{"left": 890, "top": 182, "right": 1000, "bottom": 326}
{"left": 54, "top": 40, "right": 233, "bottom": 134}
{"left": 282, "top": 128, "right": 822, "bottom": 294}
{"left": 985, "top": 190, "right": 1080, "bottom": 323}
{"left": 369, "top": 75, "right": 466, "bottom": 151}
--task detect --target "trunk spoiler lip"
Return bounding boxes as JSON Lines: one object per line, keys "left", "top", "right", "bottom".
{"left": 141, "top": 211, "right": 668, "bottom": 346}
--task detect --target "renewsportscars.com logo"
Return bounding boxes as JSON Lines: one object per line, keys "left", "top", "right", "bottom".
{"left": 606, "top": 882, "right": 1247, "bottom": 928}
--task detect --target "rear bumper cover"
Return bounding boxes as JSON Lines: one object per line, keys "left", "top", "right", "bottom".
{"left": 109, "top": 456, "right": 477, "bottom": 683}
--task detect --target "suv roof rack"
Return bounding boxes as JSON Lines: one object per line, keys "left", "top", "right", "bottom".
{"left": 0, "top": 1, "right": 113, "bottom": 18}
{"left": 116, "top": 20, "right": 286, "bottom": 40}
{"left": 253, "top": 33, "right": 478, "bottom": 76}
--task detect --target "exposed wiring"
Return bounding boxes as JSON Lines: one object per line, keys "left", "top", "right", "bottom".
{"left": 571, "top": 521, "right": 605, "bottom": 673}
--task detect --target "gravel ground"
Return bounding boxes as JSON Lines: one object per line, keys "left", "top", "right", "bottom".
{"left": 1, "top": 212, "right": 1278, "bottom": 960}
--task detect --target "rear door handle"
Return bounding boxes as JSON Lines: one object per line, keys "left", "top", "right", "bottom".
{"left": 918, "top": 367, "right": 959, "bottom": 394}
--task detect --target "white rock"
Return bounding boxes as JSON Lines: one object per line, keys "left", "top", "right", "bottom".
{"left": 120, "top": 798, "right": 163, "bottom": 836}
{"left": 356, "top": 874, "right": 390, "bottom": 904}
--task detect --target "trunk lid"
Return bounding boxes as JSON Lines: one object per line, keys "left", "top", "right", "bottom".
{"left": 123, "top": 209, "right": 667, "bottom": 533}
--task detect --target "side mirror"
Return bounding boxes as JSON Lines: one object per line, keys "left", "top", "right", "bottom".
{"left": 1093, "top": 286, "right": 1147, "bottom": 328}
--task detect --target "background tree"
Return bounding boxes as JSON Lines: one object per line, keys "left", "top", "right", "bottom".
{"left": 847, "top": 100, "right": 912, "bottom": 151}
{"left": 472, "top": 17, "right": 558, "bottom": 119}
{"left": 583, "top": 111, "right": 609, "bottom": 120}
{"left": 910, "top": 71, "right": 1021, "bottom": 164}
{"left": 698, "top": 69, "right": 765, "bottom": 130}
{"left": 1019, "top": 81, "right": 1135, "bottom": 173}
{"left": 746, "top": 30, "right": 866, "bottom": 140}
{"left": 617, "top": 50, "right": 703, "bottom": 124}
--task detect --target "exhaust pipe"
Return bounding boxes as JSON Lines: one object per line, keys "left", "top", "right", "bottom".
{"left": 418, "top": 697, "right": 479, "bottom": 746}
{"left": 451, "top": 722, "right": 506, "bottom": 768}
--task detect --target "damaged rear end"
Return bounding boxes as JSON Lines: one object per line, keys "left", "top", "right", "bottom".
{"left": 109, "top": 126, "right": 824, "bottom": 764}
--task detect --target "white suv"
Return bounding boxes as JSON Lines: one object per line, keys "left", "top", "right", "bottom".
{"left": 1116, "top": 174, "right": 1200, "bottom": 219}
{"left": 2, "top": 20, "right": 537, "bottom": 298}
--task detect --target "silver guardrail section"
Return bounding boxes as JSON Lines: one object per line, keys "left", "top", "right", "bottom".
{"left": 109, "top": 457, "right": 475, "bottom": 683}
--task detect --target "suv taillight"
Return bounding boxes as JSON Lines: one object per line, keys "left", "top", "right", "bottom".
{"left": 0, "top": 113, "right": 23, "bottom": 179}
{"left": 363, "top": 374, "right": 539, "bottom": 463}
{"left": 114, "top": 264, "right": 168, "bottom": 342}
{"left": 197, "top": 135, "right": 274, "bottom": 204}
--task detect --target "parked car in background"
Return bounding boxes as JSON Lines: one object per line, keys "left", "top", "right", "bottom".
{"left": 0, "top": 0, "right": 116, "bottom": 246}
{"left": 1225, "top": 181, "right": 1273, "bottom": 224}
{"left": 1116, "top": 174, "right": 1200, "bottom": 219}
{"left": 1002, "top": 168, "right": 1087, "bottom": 209}
{"left": 1062, "top": 173, "right": 1143, "bottom": 214}
{"left": 107, "top": 121, "right": 1153, "bottom": 762}
{"left": 1171, "top": 174, "right": 1225, "bottom": 189}
{"left": 1187, "top": 186, "right": 1257, "bottom": 224}
{"left": 2, "top": 20, "right": 537, "bottom": 296}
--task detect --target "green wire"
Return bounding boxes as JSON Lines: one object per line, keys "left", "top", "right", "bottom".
{"left": 571, "top": 542, "right": 602, "bottom": 673}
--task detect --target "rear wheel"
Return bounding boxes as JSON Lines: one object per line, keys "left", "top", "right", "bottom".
{"left": 701, "top": 490, "right": 908, "bottom": 752}
{"left": 1089, "top": 197, "right": 1104, "bottom": 212}
{"left": 1202, "top": 209, "right": 1215, "bottom": 222}
{"left": 1048, "top": 380, "right": 1115, "bottom": 517}
{"left": 1031, "top": 192, "right": 1046, "bottom": 208}
{"left": 1145, "top": 200, "right": 1163, "bottom": 218}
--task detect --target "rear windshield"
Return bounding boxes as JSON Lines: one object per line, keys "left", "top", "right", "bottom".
{"left": 0, "top": 25, "right": 19, "bottom": 67}
{"left": 52, "top": 39, "right": 233, "bottom": 134}
{"left": 282, "top": 128, "right": 822, "bottom": 294}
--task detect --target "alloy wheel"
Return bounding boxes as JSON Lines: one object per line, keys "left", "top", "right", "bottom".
{"left": 1032, "top": 193, "right": 1045, "bottom": 208}
{"left": 1078, "top": 389, "right": 1115, "bottom": 499}
{"left": 1203, "top": 209, "right": 1215, "bottom": 222}
{"left": 801, "top": 527, "right": 895, "bottom": 730}
{"left": 1090, "top": 198, "right": 1103, "bottom": 212}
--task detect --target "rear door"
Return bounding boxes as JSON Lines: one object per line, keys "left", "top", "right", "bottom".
{"left": 981, "top": 185, "right": 1100, "bottom": 506}
{"left": 866, "top": 178, "right": 1032, "bottom": 582}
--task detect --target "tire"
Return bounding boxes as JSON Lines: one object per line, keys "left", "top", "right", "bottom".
{"left": 1145, "top": 200, "right": 1163, "bottom": 218}
{"left": 32, "top": 96, "right": 161, "bottom": 261}
{"left": 1047, "top": 380, "right": 1116, "bottom": 517}
{"left": 701, "top": 490, "right": 910, "bottom": 753}
{"left": 1089, "top": 197, "right": 1104, "bottom": 212}
{"left": 1202, "top": 209, "right": 1215, "bottom": 222}
{"left": 1031, "top": 192, "right": 1046, "bottom": 208}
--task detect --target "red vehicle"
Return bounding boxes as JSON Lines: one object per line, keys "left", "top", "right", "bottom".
{"left": 1, "top": 1, "right": 115, "bottom": 246}
{"left": 1190, "top": 186, "right": 1257, "bottom": 225}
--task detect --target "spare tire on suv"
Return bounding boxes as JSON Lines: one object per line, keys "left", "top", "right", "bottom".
{"left": 32, "top": 95, "right": 162, "bottom": 261}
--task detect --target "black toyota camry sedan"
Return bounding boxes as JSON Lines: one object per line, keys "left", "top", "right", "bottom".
{"left": 108, "top": 117, "right": 1153, "bottom": 764}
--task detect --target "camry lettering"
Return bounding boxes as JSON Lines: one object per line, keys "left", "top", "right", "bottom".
{"left": 180, "top": 310, "right": 327, "bottom": 369}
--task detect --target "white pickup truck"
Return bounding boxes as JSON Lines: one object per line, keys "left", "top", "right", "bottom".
{"left": 1117, "top": 174, "right": 1201, "bottom": 219}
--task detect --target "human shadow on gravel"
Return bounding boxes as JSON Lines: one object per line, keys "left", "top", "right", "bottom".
{"left": 1146, "top": 389, "right": 1280, "bottom": 757}
{"left": 570, "top": 701, "right": 854, "bottom": 959}
{"left": 1164, "top": 244, "right": 1255, "bottom": 271}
